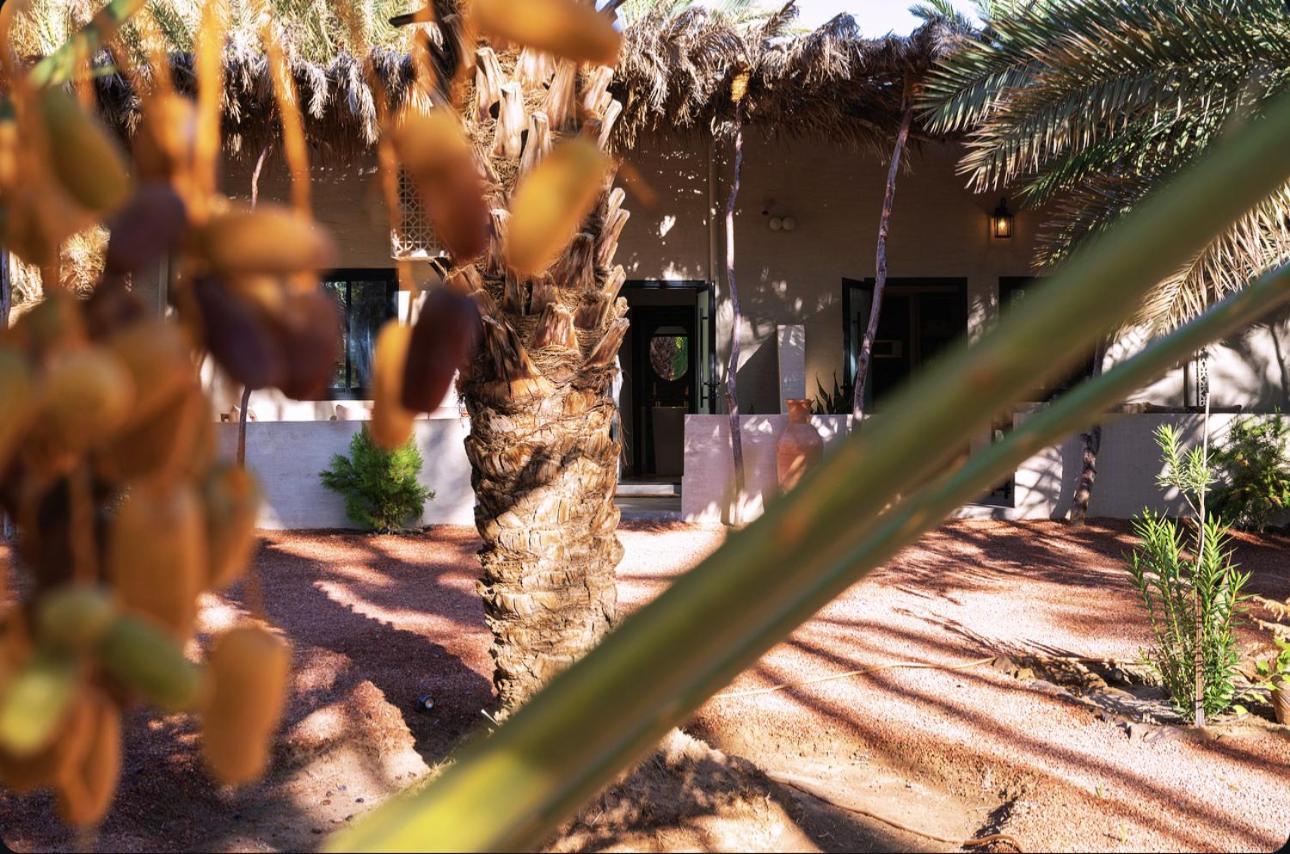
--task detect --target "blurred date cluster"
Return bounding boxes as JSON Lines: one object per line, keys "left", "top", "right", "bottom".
{"left": 0, "top": 0, "right": 624, "bottom": 831}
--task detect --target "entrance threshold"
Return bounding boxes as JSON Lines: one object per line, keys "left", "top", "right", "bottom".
{"left": 616, "top": 480, "right": 681, "bottom": 498}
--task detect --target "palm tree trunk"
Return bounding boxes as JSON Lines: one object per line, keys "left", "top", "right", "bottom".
{"left": 459, "top": 56, "right": 628, "bottom": 711}
{"left": 1068, "top": 341, "right": 1107, "bottom": 524}
{"left": 852, "top": 103, "right": 913, "bottom": 422}
{"left": 723, "top": 105, "right": 746, "bottom": 525}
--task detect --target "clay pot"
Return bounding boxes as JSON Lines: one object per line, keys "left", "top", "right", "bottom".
{"left": 776, "top": 399, "right": 823, "bottom": 492}
{"left": 1273, "top": 680, "right": 1290, "bottom": 725}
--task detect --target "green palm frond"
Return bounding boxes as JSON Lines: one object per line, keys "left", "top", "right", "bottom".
{"left": 910, "top": 0, "right": 973, "bottom": 35}
{"left": 921, "top": 0, "right": 1290, "bottom": 331}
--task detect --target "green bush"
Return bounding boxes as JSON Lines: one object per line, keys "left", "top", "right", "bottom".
{"left": 320, "top": 427, "right": 433, "bottom": 533}
{"left": 1127, "top": 425, "right": 1250, "bottom": 722}
{"left": 1211, "top": 417, "right": 1290, "bottom": 532}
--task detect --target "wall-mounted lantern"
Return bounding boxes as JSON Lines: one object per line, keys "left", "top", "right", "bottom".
{"left": 991, "top": 197, "right": 1014, "bottom": 239}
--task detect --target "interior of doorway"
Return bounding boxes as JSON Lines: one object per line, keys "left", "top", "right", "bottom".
{"left": 619, "top": 280, "right": 715, "bottom": 483}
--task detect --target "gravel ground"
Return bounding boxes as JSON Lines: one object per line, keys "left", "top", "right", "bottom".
{"left": 2, "top": 520, "right": 1288, "bottom": 852}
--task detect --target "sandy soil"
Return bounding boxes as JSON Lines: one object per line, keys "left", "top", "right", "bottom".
{"left": 1, "top": 520, "right": 1288, "bottom": 852}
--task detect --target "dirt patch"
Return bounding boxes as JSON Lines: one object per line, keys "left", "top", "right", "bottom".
{"left": 2, "top": 521, "right": 1288, "bottom": 852}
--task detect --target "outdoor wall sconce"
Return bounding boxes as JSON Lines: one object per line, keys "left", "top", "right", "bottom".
{"left": 991, "top": 197, "right": 1014, "bottom": 239}
{"left": 763, "top": 199, "right": 796, "bottom": 232}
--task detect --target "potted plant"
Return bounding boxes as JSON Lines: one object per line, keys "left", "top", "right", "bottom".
{"left": 1254, "top": 636, "right": 1290, "bottom": 724}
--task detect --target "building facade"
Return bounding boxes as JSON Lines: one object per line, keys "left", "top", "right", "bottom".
{"left": 210, "top": 133, "right": 1290, "bottom": 527}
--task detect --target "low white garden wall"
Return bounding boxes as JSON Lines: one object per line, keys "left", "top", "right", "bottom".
{"left": 682, "top": 410, "right": 1290, "bottom": 527}
{"left": 681, "top": 414, "right": 853, "bottom": 526}
{"left": 214, "top": 410, "right": 1286, "bottom": 530}
{"left": 215, "top": 415, "right": 476, "bottom": 529}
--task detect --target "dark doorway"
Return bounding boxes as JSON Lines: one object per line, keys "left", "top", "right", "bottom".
{"left": 842, "top": 277, "right": 968, "bottom": 410}
{"left": 620, "top": 281, "right": 715, "bottom": 479}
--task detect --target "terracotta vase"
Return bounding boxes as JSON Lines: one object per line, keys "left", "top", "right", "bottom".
{"left": 777, "top": 399, "right": 823, "bottom": 492}
{"left": 1273, "top": 680, "right": 1290, "bottom": 725}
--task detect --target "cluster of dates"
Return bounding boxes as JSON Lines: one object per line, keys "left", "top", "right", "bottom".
{"left": 0, "top": 0, "right": 631, "bottom": 829}
{"left": 0, "top": 36, "right": 336, "bottom": 828}
{"left": 0, "top": 286, "right": 290, "bottom": 825}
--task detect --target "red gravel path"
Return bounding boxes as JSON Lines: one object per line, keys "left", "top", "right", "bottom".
{"left": 1, "top": 521, "right": 1287, "bottom": 852}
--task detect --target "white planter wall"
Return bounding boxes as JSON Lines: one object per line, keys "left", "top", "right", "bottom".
{"left": 682, "top": 411, "right": 1290, "bottom": 528}
{"left": 212, "top": 410, "right": 1287, "bottom": 530}
{"left": 681, "top": 414, "right": 852, "bottom": 526}
{"left": 216, "top": 415, "right": 476, "bottom": 529}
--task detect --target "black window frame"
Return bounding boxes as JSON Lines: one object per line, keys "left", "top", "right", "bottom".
{"left": 841, "top": 276, "right": 969, "bottom": 410}
{"left": 323, "top": 268, "right": 399, "bottom": 400}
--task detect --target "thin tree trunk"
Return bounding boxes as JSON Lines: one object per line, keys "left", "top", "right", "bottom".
{"left": 1193, "top": 355, "right": 1211, "bottom": 727}
{"left": 234, "top": 145, "right": 270, "bottom": 471}
{"left": 236, "top": 385, "right": 252, "bottom": 467}
{"left": 852, "top": 103, "right": 913, "bottom": 423}
{"left": 0, "top": 250, "right": 10, "bottom": 329}
{"left": 723, "top": 105, "right": 746, "bottom": 526}
{"left": 1068, "top": 341, "right": 1108, "bottom": 524}
{"left": 460, "top": 57, "right": 628, "bottom": 711}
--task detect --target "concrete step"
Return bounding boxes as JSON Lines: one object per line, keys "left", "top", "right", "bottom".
{"left": 616, "top": 480, "right": 681, "bottom": 498}
{"left": 616, "top": 495, "right": 683, "bottom": 522}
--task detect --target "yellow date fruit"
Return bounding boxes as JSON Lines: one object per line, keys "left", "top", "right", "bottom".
{"left": 55, "top": 690, "right": 122, "bottom": 828}
{"left": 369, "top": 321, "right": 417, "bottom": 450}
{"left": 473, "top": 0, "right": 622, "bottom": 66}
{"left": 202, "top": 625, "right": 291, "bottom": 785}
{"left": 107, "top": 480, "right": 207, "bottom": 640}
{"left": 39, "top": 88, "right": 132, "bottom": 215}
{"left": 194, "top": 205, "right": 338, "bottom": 276}
{"left": 203, "top": 463, "right": 260, "bottom": 590}
{"left": 507, "top": 138, "right": 608, "bottom": 275}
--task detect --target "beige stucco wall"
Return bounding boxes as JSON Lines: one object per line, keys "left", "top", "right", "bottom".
{"left": 215, "top": 132, "right": 1288, "bottom": 419}
{"left": 617, "top": 133, "right": 1041, "bottom": 414}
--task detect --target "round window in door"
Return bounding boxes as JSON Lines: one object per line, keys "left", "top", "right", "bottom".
{"left": 649, "top": 327, "right": 690, "bottom": 381}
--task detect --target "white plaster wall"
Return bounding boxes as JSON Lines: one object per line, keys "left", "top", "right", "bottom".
{"left": 681, "top": 413, "right": 852, "bottom": 527}
{"left": 217, "top": 416, "right": 475, "bottom": 529}
{"left": 686, "top": 412, "right": 1290, "bottom": 526}
{"left": 1108, "top": 319, "right": 1290, "bottom": 412}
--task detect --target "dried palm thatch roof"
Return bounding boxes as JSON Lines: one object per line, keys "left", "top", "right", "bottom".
{"left": 80, "top": 1, "right": 955, "bottom": 158}
{"left": 615, "top": 4, "right": 957, "bottom": 151}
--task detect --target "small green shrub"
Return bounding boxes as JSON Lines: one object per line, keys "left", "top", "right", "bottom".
{"left": 1210, "top": 417, "right": 1290, "bottom": 532}
{"left": 1127, "top": 425, "right": 1250, "bottom": 722}
{"left": 321, "top": 427, "right": 433, "bottom": 533}
{"left": 1253, "top": 635, "right": 1290, "bottom": 694}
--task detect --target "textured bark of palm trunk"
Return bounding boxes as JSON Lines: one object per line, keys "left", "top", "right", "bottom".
{"left": 462, "top": 327, "right": 624, "bottom": 708}
{"left": 455, "top": 51, "right": 630, "bottom": 710}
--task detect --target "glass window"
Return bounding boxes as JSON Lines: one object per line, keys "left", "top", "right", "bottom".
{"left": 322, "top": 270, "right": 399, "bottom": 398}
